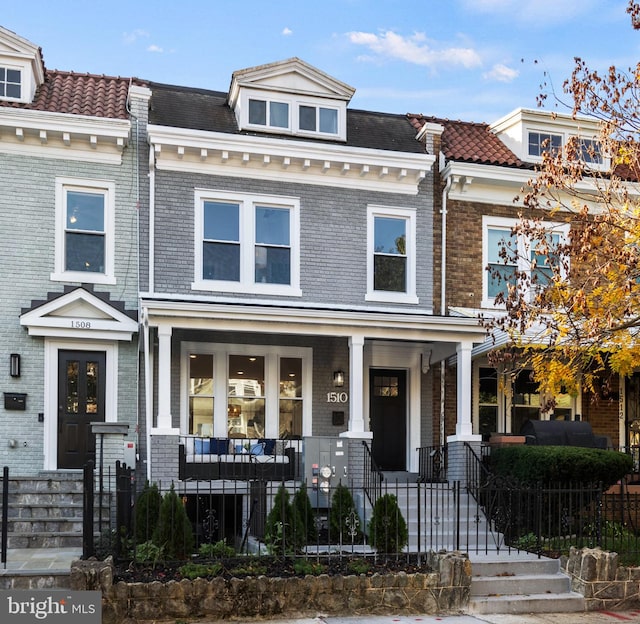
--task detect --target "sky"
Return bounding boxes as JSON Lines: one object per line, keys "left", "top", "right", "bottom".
{"left": 3, "top": 0, "right": 639, "bottom": 124}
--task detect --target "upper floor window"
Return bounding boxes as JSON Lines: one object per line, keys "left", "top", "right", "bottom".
{"left": 194, "top": 190, "right": 301, "bottom": 296}
{"left": 239, "top": 91, "right": 344, "bottom": 139}
{"left": 248, "top": 98, "right": 289, "bottom": 129}
{"left": 528, "top": 131, "right": 562, "bottom": 158}
{"left": 0, "top": 66, "right": 21, "bottom": 99}
{"left": 52, "top": 178, "right": 115, "bottom": 285}
{"left": 366, "top": 205, "right": 417, "bottom": 304}
{"left": 299, "top": 104, "right": 338, "bottom": 135}
{"left": 579, "top": 138, "right": 603, "bottom": 164}
{"left": 483, "top": 216, "right": 568, "bottom": 307}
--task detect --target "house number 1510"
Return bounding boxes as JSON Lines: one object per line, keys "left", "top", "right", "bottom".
{"left": 327, "top": 392, "right": 348, "bottom": 403}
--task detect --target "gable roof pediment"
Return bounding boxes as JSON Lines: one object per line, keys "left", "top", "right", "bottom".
{"left": 228, "top": 57, "right": 355, "bottom": 107}
{"left": 0, "top": 26, "right": 45, "bottom": 90}
{"left": 20, "top": 285, "right": 138, "bottom": 340}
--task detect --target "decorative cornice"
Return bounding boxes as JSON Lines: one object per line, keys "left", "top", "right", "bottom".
{"left": 0, "top": 108, "right": 130, "bottom": 163}
{"left": 148, "top": 124, "right": 434, "bottom": 194}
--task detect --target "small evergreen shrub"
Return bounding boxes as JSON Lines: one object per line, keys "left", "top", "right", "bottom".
{"left": 368, "top": 493, "right": 408, "bottom": 554}
{"left": 329, "top": 483, "right": 363, "bottom": 544}
{"left": 153, "top": 484, "right": 195, "bottom": 560}
{"left": 293, "top": 483, "right": 317, "bottom": 543}
{"left": 264, "top": 484, "right": 304, "bottom": 554}
{"left": 134, "top": 481, "right": 162, "bottom": 544}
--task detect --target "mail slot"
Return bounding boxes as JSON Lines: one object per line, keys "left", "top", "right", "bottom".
{"left": 4, "top": 392, "right": 27, "bottom": 410}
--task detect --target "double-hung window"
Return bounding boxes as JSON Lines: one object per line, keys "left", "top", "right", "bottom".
{"left": 0, "top": 66, "right": 21, "bottom": 99}
{"left": 366, "top": 205, "right": 417, "bottom": 303}
{"left": 52, "top": 178, "right": 115, "bottom": 284}
{"left": 483, "top": 216, "right": 568, "bottom": 307}
{"left": 195, "top": 191, "right": 300, "bottom": 296}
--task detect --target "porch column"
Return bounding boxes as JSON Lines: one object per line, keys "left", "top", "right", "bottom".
{"left": 343, "top": 334, "right": 368, "bottom": 436}
{"left": 155, "top": 324, "right": 175, "bottom": 432}
{"left": 447, "top": 339, "right": 481, "bottom": 483}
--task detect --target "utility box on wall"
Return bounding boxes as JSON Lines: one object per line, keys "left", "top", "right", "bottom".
{"left": 304, "top": 436, "right": 349, "bottom": 508}
{"left": 4, "top": 392, "right": 26, "bottom": 410}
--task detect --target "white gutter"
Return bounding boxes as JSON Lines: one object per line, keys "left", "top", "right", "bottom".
{"left": 440, "top": 163, "right": 453, "bottom": 447}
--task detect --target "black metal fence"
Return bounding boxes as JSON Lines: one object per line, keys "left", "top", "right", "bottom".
{"left": 80, "top": 463, "right": 640, "bottom": 567}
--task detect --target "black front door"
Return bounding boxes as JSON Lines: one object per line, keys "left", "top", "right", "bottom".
{"left": 370, "top": 369, "right": 407, "bottom": 471}
{"left": 58, "top": 350, "right": 106, "bottom": 469}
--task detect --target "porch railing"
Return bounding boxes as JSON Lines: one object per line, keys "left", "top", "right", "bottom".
{"left": 417, "top": 444, "right": 448, "bottom": 482}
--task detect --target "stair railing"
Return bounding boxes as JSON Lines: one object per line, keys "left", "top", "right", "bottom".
{"left": 361, "top": 441, "right": 383, "bottom": 506}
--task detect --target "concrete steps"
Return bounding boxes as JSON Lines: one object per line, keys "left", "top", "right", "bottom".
{"left": 0, "top": 473, "right": 108, "bottom": 549}
{"left": 468, "top": 556, "right": 585, "bottom": 615}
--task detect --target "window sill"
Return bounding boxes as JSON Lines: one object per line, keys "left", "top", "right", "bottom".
{"left": 365, "top": 292, "right": 419, "bottom": 305}
{"left": 192, "top": 280, "right": 302, "bottom": 297}
{"left": 50, "top": 272, "right": 116, "bottom": 286}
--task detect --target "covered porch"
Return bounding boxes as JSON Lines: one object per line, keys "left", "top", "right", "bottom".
{"left": 140, "top": 299, "right": 487, "bottom": 485}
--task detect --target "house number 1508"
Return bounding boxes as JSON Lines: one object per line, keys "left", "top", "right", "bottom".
{"left": 327, "top": 392, "right": 348, "bottom": 403}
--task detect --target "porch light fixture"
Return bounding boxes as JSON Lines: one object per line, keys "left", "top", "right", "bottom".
{"left": 9, "top": 354, "right": 20, "bottom": 378}
{"left": 333, "top": 370, "right": 344, "bottom": 387}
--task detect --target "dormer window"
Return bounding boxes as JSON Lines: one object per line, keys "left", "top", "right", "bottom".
{"left": 249, "top": 98, "right": 289, "bottom": 129}
{"left": 0, "top": 66, "right": 21, "bottom": 99}
{"left": 579, "top": 138, "right": 603, "bottom": 164}
{"left": 229, "top": 58, "right": 355, "bottom": 143}
{"left": 528, "top": 131, "right": 562, "bottom": 158}
{"left": 299, "top": 105, "right": 338, "bottom": 135}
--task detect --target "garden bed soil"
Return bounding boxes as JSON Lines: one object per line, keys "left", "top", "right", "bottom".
{"left": 114, "top": 553, "right": 433, "bottom": 583}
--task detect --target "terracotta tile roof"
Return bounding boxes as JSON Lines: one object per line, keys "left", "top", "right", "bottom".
{"left": 0, "top": 70, "right": 145, "bottom": 119}
{"left": 408, "top": 113, "right": 528, "bottom": 169}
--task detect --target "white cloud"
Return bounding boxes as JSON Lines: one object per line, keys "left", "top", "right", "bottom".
{"left": 483, "top": 63, "right": 519, "bottom": 82}
{"left": 347, "top": 30, "right": 482, "bottom": 69}
{"left": 122, "top": 29, "right": 149, "bottom": 45}
{"left": 147, "top": 44, "right": 163, "bottom": 53}
{"left": 282, "top": 27, "right": 293, "bottom": 36}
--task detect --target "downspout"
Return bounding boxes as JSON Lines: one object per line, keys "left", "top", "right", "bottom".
{"left": 440, "top": 170, "right": 453, "bottom": 447}
{"left": 145, "top": 144, "right": 156, "bottom": 481}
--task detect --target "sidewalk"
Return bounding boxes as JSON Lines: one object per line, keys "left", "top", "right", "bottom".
{"left": 198, "top": 612, "right": 640, "bottom": 624}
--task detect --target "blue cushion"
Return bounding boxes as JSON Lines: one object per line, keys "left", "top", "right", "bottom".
{"left": 210, "top": 438, "right": 229, "bottom": 454}
{"left": 250, "top": 442, "right": 264, "bottom": 456}
{"left": 262, "top": 439, "right": 276, "bottom": 455}
{"left": 195, "top": 438, "right": 210, "bottom": 455}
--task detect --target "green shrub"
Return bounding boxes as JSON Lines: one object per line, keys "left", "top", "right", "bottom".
{"left": 293, "top": 483, "right": 317, "bottom": 543}
{"left": 153, "top": 484, "right": 194, "bottom": 560}
{"left": 329, "top": 483, "right": 363, "bottom": 544}
{"left": 135, "top": 540, "right": 164, "bottom": 565}
{"left": 198, "top": 538, "right": 235, "bottom": 559}
{"left": 264, "top": 484, "right": 304, "bottom": 554}
{"left": 293, "top": 559, "right": 327, "bottom": 575}
{"left": 178, "top": 561, "right": 222, "bottom": 579}
{"left": 368, "top": 493, "right": 408, "bottom": 554}
{"left": 135, "top": 481, "right": 162, "bottom": 544}
{"left": 490, "top": 445, "right": 632, "bottom": 487}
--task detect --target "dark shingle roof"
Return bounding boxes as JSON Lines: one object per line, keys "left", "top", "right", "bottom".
{"left": 0, "top": 70, "right": 143, "bottom": 119}
{"left": 148, "top": 81, "right": 425, "bottom": 154}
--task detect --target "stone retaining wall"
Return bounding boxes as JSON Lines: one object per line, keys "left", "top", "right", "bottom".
{"left": 564, "top": 546, "right": 640, "bottom": 611}
{"left": 71, "top": 552, "right": 471, "bottom": 623}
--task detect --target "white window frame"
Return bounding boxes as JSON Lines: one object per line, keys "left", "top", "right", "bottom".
{"left": 526, "top": 127, "right": 609, "bottom": 170}
{"left": 482, "top": 215, "right": 569, "bottom": 308}
{"left": 237, "top": 88, "right": 346, "bottom": 141}
{"left": 0, "top": 63, "right": 21, "bottom": 101}
{"left": 179, "top": 342, "right": 312, "bottom": 439}
{"left": 193, "top": 189, "right": 301, "bottom": 296}
{"left": 366, "top": 205, "right": 418, "bottom": 304}
{"left": 51, "top": 177, "right": 116, "bottom": 285}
